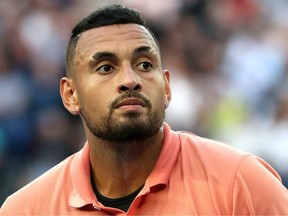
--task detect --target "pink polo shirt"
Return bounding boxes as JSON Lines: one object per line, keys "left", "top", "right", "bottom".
{"left": 1, "top": 123, "right": 288, "bottom": 215}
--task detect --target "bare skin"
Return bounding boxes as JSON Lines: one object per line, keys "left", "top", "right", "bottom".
{"left": 60, "top": 24, "right": 171, "bottom": 198}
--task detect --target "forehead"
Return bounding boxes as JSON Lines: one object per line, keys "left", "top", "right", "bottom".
{"left": 75, "top": 24, "right": 159, "bottom": 57}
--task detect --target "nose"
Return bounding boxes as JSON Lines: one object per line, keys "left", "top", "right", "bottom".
{"left": 117, "top": 65, "right": 142, "bottom": 93}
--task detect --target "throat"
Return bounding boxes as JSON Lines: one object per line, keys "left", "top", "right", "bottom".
{"left": 88, "top": 129, "right": 164, "bottom": 206}
{"left": 90, "top": 161, "right": 147, "bottom": 198}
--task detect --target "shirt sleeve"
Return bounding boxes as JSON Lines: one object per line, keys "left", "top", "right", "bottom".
{"left": 231, "top": 155, "right": 288, "bottom": 215}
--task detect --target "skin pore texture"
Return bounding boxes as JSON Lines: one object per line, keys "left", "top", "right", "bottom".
{"left": 60, "top": 24, "right": 171, "bottom": 198}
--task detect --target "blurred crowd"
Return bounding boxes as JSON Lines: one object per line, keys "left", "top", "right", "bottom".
{"left": 0, "top": 0, "right": 287, "bottom": 204}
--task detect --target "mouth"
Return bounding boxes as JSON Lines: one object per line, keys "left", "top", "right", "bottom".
{"left": 115, "top": 98, "right": 147, "bottom": 110}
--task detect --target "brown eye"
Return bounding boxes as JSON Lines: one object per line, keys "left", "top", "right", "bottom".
{"left": 137, "top": 62, "right": 153, "bottom": 71}
{"left": 97, "top": 64, "right": 114, "bottom": 74}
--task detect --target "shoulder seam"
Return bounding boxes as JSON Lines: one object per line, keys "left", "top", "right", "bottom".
{"left": 228, "top": 154, "right": 253, "bottom": 214}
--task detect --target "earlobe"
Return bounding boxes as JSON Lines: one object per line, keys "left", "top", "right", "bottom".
{"left": 60, "top": 77, "right": 79, "bottom": 115}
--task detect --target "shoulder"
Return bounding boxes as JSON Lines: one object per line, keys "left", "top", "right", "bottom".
{"left": 173, "top": 131, "right": 253, "bottom": 192}
{"left": 231, "top": 150, "right": 288, "bottom": 214}
{"left": 176, "top": 131, "right": 288, "bottom": 214}
{"left": 176, "top": 131, "right": 282, "bottom": 180}
{"left": 176, "top": 131, "right": 283, "bottom": 180}
{"left": 0, "top": 153, "right": 76, "bottom": 214}
{"left": 177, "top": 131, "right": 250, "bottom": 164}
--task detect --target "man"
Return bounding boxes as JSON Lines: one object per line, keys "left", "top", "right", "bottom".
{"left": 1, "top": 4, "right": 287, "bottom": 215}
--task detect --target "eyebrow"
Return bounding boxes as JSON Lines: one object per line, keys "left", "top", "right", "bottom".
{"left": 132, "top": 46, "right": 152, "bottom": 56}
{"left": 91, "top": 52, "right": 117, "bottom": 61}
{"left": 89, "top": 46, "right": 155, "bottom": 64}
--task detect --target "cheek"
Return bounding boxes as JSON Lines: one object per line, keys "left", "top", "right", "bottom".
{"left": 77, "top": 83, "right": 111, "bottom": 115}
{"left": 150, "top": 83, "right": 166, "bottom": 108}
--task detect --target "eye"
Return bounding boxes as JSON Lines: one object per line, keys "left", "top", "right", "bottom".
{"left": 96, "top": 64, "right": 114, "bottom": 74}
{"left": 136, "top": 62, "right": 153, "bottom": 72}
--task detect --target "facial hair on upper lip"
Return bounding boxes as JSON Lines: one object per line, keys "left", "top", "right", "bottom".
{"left": 110, "top": 91, "right": 152, "bottom": 111}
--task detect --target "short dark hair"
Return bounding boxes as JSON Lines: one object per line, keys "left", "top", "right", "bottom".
{"left": 65, "top": 4, "right": 159, "bottom": 77}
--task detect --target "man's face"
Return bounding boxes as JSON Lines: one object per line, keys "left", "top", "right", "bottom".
{"left": 70, "top": 24, "right": 171, "bottom": 142}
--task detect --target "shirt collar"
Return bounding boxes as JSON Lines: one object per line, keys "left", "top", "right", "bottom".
{"left": 144, "top": 123, "right": 180, "bottom": 190}
{"left": 69, "top": 142, "right": 96, "bottom": 208}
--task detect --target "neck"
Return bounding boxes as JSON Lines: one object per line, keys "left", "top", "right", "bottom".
{"left": 88, "top": 129, "right": 164, "bottom": 198}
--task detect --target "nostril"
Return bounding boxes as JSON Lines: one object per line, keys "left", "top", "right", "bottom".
{"left": 118, "top": 83, "right": 142, "bottom": 93}
{"left": 133, "top": 84, "right": 141, "bottom": 91}
{"left": 119, "top": 85, "right": 129, "bottom": 92}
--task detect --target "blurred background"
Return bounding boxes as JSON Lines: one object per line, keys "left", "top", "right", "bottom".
{"left": 0, "top": 0, "right": 287, "bottom": 205}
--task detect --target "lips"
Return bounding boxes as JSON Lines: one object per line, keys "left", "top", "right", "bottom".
{"left": 115, "top": 98, "right": 147, "bottom": 108}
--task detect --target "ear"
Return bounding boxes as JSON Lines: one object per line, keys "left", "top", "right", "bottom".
{"left": 60, "top": 77, "right": 79, "bottom": 115}
{"left": 163, "top": 69, "right": 172, "bottom": 103}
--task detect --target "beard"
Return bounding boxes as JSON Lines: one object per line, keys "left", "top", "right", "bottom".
{"left": 81, "top": 92, "right": 165, "bottom": 142}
